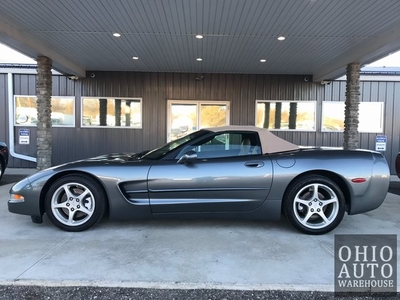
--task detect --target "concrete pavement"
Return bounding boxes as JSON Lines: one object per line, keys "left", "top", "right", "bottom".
{"left": 0, "top": 170, "right": 399, "bottom": 292}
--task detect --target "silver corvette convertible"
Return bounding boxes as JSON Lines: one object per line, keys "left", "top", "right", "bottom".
{"left": 9, "top": 126, "right": 390, "bottom": 234}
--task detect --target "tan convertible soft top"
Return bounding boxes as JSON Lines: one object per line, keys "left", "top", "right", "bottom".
{"left": 205, "top": 125, "right": 299, "bottom": 154}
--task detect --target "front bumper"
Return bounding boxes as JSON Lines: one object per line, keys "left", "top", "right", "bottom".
{"left": 8, "top": 178, "right": 41, "bottom": 216}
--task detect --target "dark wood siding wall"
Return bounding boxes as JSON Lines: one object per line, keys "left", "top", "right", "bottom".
{"left": 1, "top": 71, "right": 399, "bottom": 173}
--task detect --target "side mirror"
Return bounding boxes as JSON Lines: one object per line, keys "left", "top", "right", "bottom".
{"left": 177, "top": 150, "right": 197, "bottom": 164}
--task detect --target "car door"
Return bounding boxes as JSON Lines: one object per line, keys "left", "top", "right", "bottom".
{"left": 148, "top": 131, "right": 273, "bottom": 213}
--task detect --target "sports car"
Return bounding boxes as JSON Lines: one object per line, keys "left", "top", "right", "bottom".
{"left": 0, "top": 142, "right": 9, "bottom": 182}
{"left": 8, "top": 126, "right": 390, "bottom": 234}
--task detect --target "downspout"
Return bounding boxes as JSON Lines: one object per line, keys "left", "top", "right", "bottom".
{"left": 7, "top": 72, "right": 37, "bottom": 162}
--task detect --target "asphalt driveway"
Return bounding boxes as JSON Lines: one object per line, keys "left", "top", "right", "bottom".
{"left": 0, "top": 170, "right": 399, "bottom": 296}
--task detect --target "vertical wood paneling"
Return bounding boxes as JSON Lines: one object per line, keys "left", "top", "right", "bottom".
{"left": 2, "top": 72, "right": 400, "bottom": 174}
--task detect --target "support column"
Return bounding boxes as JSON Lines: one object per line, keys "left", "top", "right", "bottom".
{"left": 115, "top": 99, "right": 121, "bottom": 126}
{"left": 99, "top": 98, "right": 107, "bottom": 126}
{"left": 36, "top": 56, "right": 53, "bottom": 170}
{"left": 274, "top": 102, "right": 282, "bottom": 129}
{"left": 289, "top": 102, "right": 297, "bottom": 129}
{"left": 343, "top": 63, "right": 360, "bottom": 150}
{"left": 125, "top": 100, "right": 131, "bottom": 126}
{"left": 263, "top": 102, "right": 270, "bottom": 128}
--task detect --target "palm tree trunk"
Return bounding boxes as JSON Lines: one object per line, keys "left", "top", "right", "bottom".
{"left": 36, "top": 56, "right": 52, "bottom": 170}
{"left": 343, "top": 63, "right": 360, "bottom": 149}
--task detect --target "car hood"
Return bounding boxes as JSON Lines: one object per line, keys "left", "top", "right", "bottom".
{"left": 85, "top": 151, "right": 148, "bottom": 162}
{"left": 48, "top": 151, "right": 151, "bottom": 172}
{"left": 10, "top": 151, "right": 152, "bottom": 190}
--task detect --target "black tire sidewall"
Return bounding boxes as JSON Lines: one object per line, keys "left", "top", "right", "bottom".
{"left": 45, "top": 175, "right": 106, "bottom": 232}
{"left": 283, "top": 175, "right": 345, "bottom": 235}
{"left": 0, "top": 160, "right": 4, "bottom": 180}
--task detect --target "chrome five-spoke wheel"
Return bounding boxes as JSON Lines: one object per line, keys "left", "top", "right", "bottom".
{"left": 45, "top": 175, "right": 106, "bottom": 232}
{"left": 293, "top": 183, "right": 339, "bottom": 229}
{"left": 284, "top": 175, "right": 345, "bottom": 234}
{"left": 51, "top": 182, "right": 95, "bottom": 227}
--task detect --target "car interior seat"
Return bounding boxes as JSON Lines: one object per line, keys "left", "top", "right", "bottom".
{"left": 239, "top": 138, "right": 251, "bottom": 155}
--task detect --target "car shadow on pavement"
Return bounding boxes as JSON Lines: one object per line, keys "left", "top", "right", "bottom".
{"left": 388, "top": 181, "right": 400, "bottom": 196}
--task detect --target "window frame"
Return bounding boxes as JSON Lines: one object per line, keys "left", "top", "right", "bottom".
{"left": 321, "top": 101, "right": 384, "bottom": 133}
{"left": 167, "top": 100, "right": 231, "bottom": 142}
{"left": 14, "top": 95, "right": 76, "bottom": 127}
{"left": 80, "top": 97, "right": 142, "bottom": 129}
{"left": 255, "top": 100, "right": 317, "bottom": 132}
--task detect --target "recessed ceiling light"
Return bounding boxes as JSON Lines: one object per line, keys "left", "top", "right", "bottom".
{"left": 113, "top": 33, "right": 121, "bottom": 37}
{"left": 260, "top": 59, "right": 266, "bottom": 63}
{"left": 132, "top": 56, "right": 139, "bottom": 60}
{"left": 196, "top": 35, "right": 203, "bottom": 39}
{"left": 196, "top": 58, "right": 203, "bottom": 61}
{"left": 277, "top": 36, "right": 286, "bottom": 41}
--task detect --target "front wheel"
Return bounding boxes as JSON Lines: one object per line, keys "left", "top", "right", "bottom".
{"left": 45, "top": 175, "right": 106, "bottom": 232}
{"left": 283, "top": 175, "right": 346, "bottom": 235}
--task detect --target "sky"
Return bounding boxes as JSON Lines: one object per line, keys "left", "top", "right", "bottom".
{"left": 0, "top": 43, "right": 36, "bottom": 63}
{"left": 367, "top": 50, "right": 400, "bottom": 67}
{"left": 0, "top": 42, "right": 400, "bottom": 67}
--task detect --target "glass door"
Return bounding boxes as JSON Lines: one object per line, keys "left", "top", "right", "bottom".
{"left": 167, "top": 101, "right": 230, "bottom": 141}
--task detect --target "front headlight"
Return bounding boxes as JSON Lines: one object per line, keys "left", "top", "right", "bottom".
{"left": 9, "top": 193, "right": 25, "bottom": 203}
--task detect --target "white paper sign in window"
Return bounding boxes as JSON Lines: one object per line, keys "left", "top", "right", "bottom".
{"left": 322, "top": 102, "right": 384, "bottom": 133}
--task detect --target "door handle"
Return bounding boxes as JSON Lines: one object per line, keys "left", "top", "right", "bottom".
{"left": 245, "top": 161, "right": 264, "bottom": 168}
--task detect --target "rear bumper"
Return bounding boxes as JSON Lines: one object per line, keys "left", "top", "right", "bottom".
{"left": 348, "top": 153, "right": 390, "bottom": 215}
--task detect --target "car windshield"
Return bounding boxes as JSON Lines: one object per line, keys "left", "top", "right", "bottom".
{"left": 141, "top": 130, "right": 209, "bottom": 160}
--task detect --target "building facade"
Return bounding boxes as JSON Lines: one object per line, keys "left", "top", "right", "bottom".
{"left": 0, "top": 71, "right": 399, "bottom": 174}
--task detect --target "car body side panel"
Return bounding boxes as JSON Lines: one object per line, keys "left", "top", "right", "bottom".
{"left": 53, "top": 162, "right": 155, "bottom": 221}
{"left": 348, "top": 152, "right": 390, "bottom": 214}
{"left": 266, "top": 149, "right": 389, "bottom": 215}
{"left": 9, "top": 160, "right": 155, "bottom": 221}
{"left": 148, "top": 198, "right": 282, "bottom": 221}
{"left": 148, "top": 156, "right": 273, "bottom": 213}
{"left": 8, "top": 146, "right": 390, "bottom": 225}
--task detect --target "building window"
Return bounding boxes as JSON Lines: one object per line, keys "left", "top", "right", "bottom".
{"left": 167, "top": 100, "right": 230, "bottom": 141}
{"left": 322, "top": 102, "right": 384, "bottom": 132}
{"left": 81, "top": 97, "right": 142, "bottom": 128}
{"left": 14, "top": 96, "right": 75, "bottom": 127}
{"left": 256, "top": 101, "right": 316, "bottom": 131}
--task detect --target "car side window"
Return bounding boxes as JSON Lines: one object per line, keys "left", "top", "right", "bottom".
{"left": 180, "top": 132, "right": 262, "bottom": 159}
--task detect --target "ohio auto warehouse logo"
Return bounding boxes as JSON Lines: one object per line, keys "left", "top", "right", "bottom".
{"left": 334, "top": 234, "right": 397, "bottom": 295}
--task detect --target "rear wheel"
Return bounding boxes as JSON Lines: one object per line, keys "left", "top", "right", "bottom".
{"left": 283, "top": 175, "right": 345, "bottom": 235}
{"left": 45, "top": 175, "right": 106, "bottom": 232}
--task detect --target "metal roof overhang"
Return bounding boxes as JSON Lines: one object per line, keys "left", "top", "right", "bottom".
{"left": 1, "top": 0, "right": 400, "bottom": 81}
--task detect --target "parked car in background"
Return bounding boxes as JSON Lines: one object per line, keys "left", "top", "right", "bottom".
{"left": 8, "top": 126, "right": 390, "bottom": 234}
{"left": 396, "top": 152, "right": 400, "bottom": 178}
{"left": 0, "top": 142, "right": 9, "bottom": 181}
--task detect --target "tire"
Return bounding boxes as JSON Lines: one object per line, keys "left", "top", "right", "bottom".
{"left": 45, "top": 175, "right": 106, "bottom": 232}
{"left": 0, "top": 160, "right": 4, "bottom": 181}
{"left": 283, "top": 175, "right": 345, "bottom": 235}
